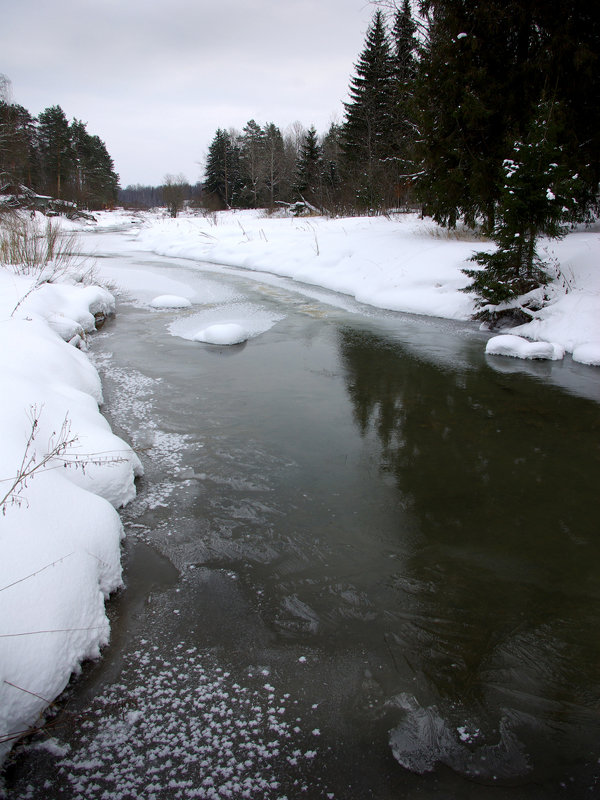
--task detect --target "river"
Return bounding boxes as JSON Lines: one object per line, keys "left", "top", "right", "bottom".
{"left": 4, "top": 221, "right": 600, "bottom": 799}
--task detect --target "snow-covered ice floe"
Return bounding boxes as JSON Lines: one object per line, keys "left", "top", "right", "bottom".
{"left": 572, "top": 342, "right": 600, "bottom": 366}
{"left": 0, "top": 264, "right": 142, "bottom": 766}
{"left": 168, "top": 302, "right": 284, "bottom": 346}
{"left": 485, "top": 334, "right": 565, "bottom": 361}
{"left": 194, "top": 322, "right": 248, "bottom": 345}
{"left": 149, "top": 293, "right": 192, "bottom": 309}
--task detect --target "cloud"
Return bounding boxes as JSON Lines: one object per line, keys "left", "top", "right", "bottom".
{"left": 3, "top": 0, "right": 375, "bottom": 184}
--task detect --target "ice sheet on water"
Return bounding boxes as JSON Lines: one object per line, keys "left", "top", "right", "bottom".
{"left": 388, "top": 693, "right": 530, "bottom": 779}
{"left": 168, "top": 302, "right": 285, "bottom": 343}
{"left": 150, "top": 294, "right": 193, "bottom": 309}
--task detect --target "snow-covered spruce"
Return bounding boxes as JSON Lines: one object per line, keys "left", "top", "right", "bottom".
{"left": 0, "top": 263, "right": 142, "bottom": 766}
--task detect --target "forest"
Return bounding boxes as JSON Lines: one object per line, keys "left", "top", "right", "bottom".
{"left": 2, "top": 0, "right": 599, "bottom": 307}
{"left": 197, "top": 0, "right": 600, "bottom": 307}
{"left": 0, "top": 91, "right": 119, "bottom": 211}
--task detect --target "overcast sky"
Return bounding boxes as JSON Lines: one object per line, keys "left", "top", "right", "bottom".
{"left": 3, "top": 0, "right": 378, "bottom": 187}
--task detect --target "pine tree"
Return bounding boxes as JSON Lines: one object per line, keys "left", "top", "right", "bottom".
{"left": 342, "top": 10, "right": 395, "bottom": 210}
{"left": 294, "top": 126, "right": 323, "bottom": 207}
{"left": 321, "top": 122, "right": 344, "bottom": 210}
{"left": 70, "top": 119, "right": 119, "bottom": 209}
{"left": 37, "top": 105, "right": 74, "bottom": 199}
{"left": 262, "top": 123, "right": 286, "bottom": 207}
{"left": 464, "top": 98, "right": 588, "bottom": 313}
{"left": 204, "top": 128, "right": 241, "bottom": 208}
{"left": 415, "top": 0, "right": 600, "bottom": 233}
{"left": 0, "top": 102, "right": 38, "bottom": 187}
{"left": 239, "top": 119, "right": 266, "bottom": 208}
{"left": 389, "top": 0, "right": 418, "bottom": 206}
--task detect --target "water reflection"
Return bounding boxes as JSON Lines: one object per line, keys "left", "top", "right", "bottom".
{"left": 338, "top": 326, "right": 600, "bottom": 782}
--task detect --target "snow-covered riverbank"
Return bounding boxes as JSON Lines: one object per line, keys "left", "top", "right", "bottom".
{"left": 1, "top": 204, "right": 598, "bottom": 770}
{"left": 0, "top": 260, "right": 142, "bottom": 765}
{"left": 120, "top": 208, "right": 599, "bottom": 365}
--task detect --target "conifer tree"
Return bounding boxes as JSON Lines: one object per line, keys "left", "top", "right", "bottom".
{"left": 294, "top": 126, "right": 323, "bottom": 207}
{"left": 342, "top": 10, "right": 395, "bottom": 209}
{"left": 0, "top": 102, "right": 38, "bottom": 187}
{"left": 464, "top": 98, "right": 588, "bottom": 313}
{"left": 389, "top": 0, "right": 418, "bottom": 205}
{"left": 239, "top": 119, "right": 266, "bottom": 208}
{"left": 37, "top": 105, "right": 74, "bottom": 199}
{"left": 321, "top": 122, "right": 344, "bottom": 210}
{"left": 204, "top": 128, "right": 241, "bottom": 208}
{"left": 262, "top": 122, "right": 286, "bottom": 207}
{"left": 70, "top": 119, "right": 119, "bottom": 209}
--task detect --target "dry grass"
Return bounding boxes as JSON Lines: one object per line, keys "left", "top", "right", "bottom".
{"left": 422, "top": 222, "right": 489, "bottom": 242}
{"left": 0, "top": 211, "right": 85, "bottom": 277}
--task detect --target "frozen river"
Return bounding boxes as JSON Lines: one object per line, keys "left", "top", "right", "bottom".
{"left": 5, "top": 222, "right": 600, "bottom": 798}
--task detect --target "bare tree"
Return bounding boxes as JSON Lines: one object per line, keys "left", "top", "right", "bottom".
{"left": 162, "top": 173, "right": 188, "bottom": 217}
{"left": 0, "top": 73, "right": 12, "bottom": 104}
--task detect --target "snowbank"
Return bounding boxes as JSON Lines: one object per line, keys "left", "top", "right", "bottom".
{"left": 124, "top": 209, "right": 599, "bottom": 364}
{"left": 0, "top": 265, "right": 142, "bottom": 765}
{"left": 485, "top": 334, "right": 564, "bottom": 361}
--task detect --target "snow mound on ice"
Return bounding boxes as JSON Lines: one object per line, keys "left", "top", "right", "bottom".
{"left": 194, "top": 322, "right": 248, "bottom": 345}
{"left": 149, "top": 294, "right": 192, "bottom": 309}
{"left": 572, "top": 342, "right": 600, "bottom": 366}
{"left": 486, "top": 334, "right": 564, "bottom": 361}
{"left": 168, "top": 302, "right": 284, "bottom": 344}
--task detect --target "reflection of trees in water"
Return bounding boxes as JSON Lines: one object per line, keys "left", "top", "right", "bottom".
{"left": 339, "top": 326, "right": 597, "bottom": 548}
{"left": 338, "top": 326, "right": 600, "bottom": 776}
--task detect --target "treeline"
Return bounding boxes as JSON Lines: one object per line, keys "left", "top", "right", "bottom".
{"left": 0, "top": 95, "right": 119, "bottom": 210}
{"left": 119, "top": 179, "right": 203, "bottom": 211}
{"left": 203, "top": 0, "right": 600, "bottom": 309}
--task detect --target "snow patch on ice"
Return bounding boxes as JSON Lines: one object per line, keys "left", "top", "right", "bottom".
{"left": 194, "top": 322, "right": 248, "bottom": 345}
{"left": 486, "top": 334, "right": 565, "bottom": 361}
{"left": 169, "top": 302, "right": 284, "bottom": 344}
{"left": 572, "top": 342, "right": 600, "bottom": 366}
{"left": 149, "top": 294, "right": 193, "bottom": 309}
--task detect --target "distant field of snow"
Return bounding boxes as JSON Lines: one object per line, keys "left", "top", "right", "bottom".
{"left": 122, "top": 208, "right": 599, "bottom": 365}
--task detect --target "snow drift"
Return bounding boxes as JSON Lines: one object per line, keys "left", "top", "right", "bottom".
{"left": 0, "top": 261, "right": 142, "bottom": 765}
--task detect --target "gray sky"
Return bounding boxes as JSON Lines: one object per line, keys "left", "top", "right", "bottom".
{"left": 2, "top": 0, "right": 376, "bottom": 187}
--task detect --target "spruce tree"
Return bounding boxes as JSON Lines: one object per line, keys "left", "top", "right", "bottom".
{"left": 204, "top": 128, "right": 241, "bottom": 208}
{"left": 464, "top": 98, "right": 588, "bottom": 314}
{"left": 294, "top": 126, "right": 323, "bottom": 207}
{"left": 262, "top": 123, "right": 286, "bottom": 207}
{"left": 389, "top": 0, "right": 418, "bottom": 206}
{"left": 321, "top": 122, "right": 344, "bottom": 210}
{"left": 342, "top": 10, "right": 395, "bottom": 210}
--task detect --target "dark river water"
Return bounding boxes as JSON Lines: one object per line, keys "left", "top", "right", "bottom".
{"left": 4, "top": 225, "right": 600, "bottom": 799}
